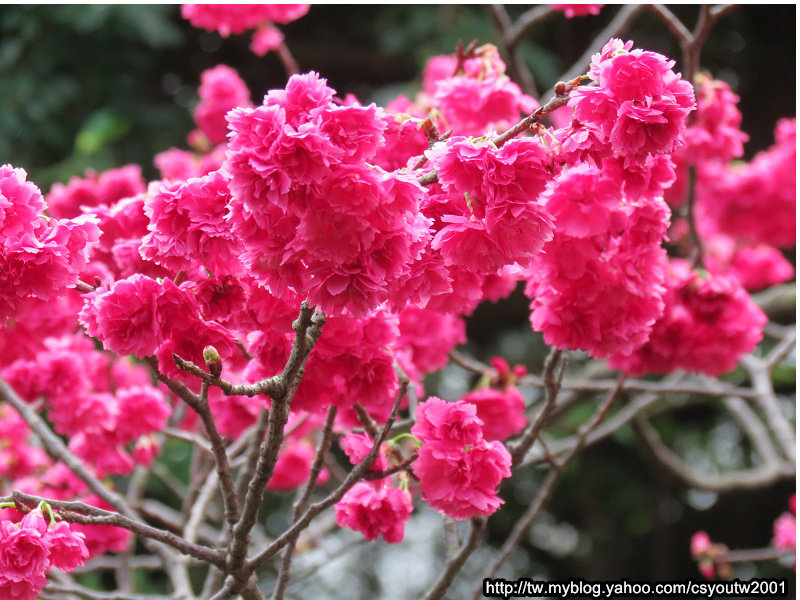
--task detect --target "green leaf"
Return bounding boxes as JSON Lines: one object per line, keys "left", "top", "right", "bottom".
{"left": 74, "top": 109, "right": 131, "bottom": 156}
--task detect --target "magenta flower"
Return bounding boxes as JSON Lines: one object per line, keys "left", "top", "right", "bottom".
{"left": 335, "top": 482, "right": 412, "bottom": 543}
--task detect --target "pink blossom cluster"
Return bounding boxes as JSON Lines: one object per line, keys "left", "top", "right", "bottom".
{"left": 226, "top": 72, "right": 432, "bottom": 317}
{"left": 412, "top": 397, "right": 512, "bottom": 520}
{"left": 181, "top": 4, "right": 309, "bottom": 57}
{"left": 665, "top": 75, "right": 793, "bottom": 292}
{"left": 551, "top": 4, "right": 604, "bottom": 18}
{"left": 44, "top": 164, "right": 145, "bottom": 220}
{"left": 0, "top": 165, "right": 99, "bottom": 325}
{"left": 609, "top": 259, "right": 767, "bottom": 377}
{"left": 0, "top": 508, "right": 89, "bottom": 600}
{"left": 6, "top": 466, "right": 130, "bottom": 560}
{"left": 458, "top": 358, "right": 528, "bottom": 442}
{"left": 682, "top": 74, "right": 749, "bottom": 165}
{"left": 690, "top": 531, "right": 723, "bottom": 579}
{"left": 193, "top": 65, "right": 253, "bottom": 146}
{"left": 2, "top": 334, "right": 171, "bottom": 476}
{"left": 140, "top": 170, "right": 244, "bottom": 275}
{"left": 696, "top": 118, "right": 796, "bottom": 249}
{"left": 427, "top": 136, "right": 555, "bottom": 274}
{"left": 418, "top": 45, "right": 539, "bottom": 137}
{"left": 772, "top": 495, "right": 796, "bottom": 554}
{"left": 569, "top": 39, "right": 695, "bottom": 165}
{"left": 334, "top": 432, "right": 413, "bottom": 543}
{"left": 525, "top": 163, "right": 672, "bottom": 359}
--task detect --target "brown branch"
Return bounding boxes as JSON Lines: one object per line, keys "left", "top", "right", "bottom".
{"left": 147, "top": 358, "right": 241, "bottom": 530}
{"left": 424, "top": 516, "right": 488, "bottom": 600}
{"left": 226, "top": 303, "right": 326, "bottom": 575}
{"left": 276, "top": 41, "right": 300, "bottom": 77}
{"left": 473, "top": 378, "right": 624, "bottom": 598}
{"left": 247, "top": 368, "right": 409, "bottom": 573}
{"left": 507, "top": 5, "right": 555, "bottom": 47}
{"left": 485, "top": 4, "right": 537, "bottom": 97}
{"left": 6, "top": 491, "right": 224, "bottom": 568}
{"left": 171, "top": 354, "right": 285, "bottom": 400}
{"left": 634, "top": 416, "right": 794, "bottom": 491}
{"left": 715, "top": 546, "right": 795, "bottom": 564}
{"left": 741, "top": 355, "right": 796, "bottom": 462}
{"left": 509, "top": 347, "right": 565, "bottom": 466}
{"left": 271, "top": 405, "right": 338, "bottom": 600}
{"left": 558, "top": 4, "right": 645, "bottom": 83}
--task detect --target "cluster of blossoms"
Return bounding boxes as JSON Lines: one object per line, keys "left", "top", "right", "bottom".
{"left": 182, "top": 3, "right": 309, "bottom": 57}
{"left": 665, "top": 74, "right": 795, "bottom": 292}
{"left": 226, "top": 72, "right": 432, "bottom": 317}
{"left": 690, "top": 531, "right": 729, "bottom": 579}
{"left": 772, "top": 495, "right": 796, "bottom": 560}
{"left": 551, "top": 4, "right": 604, "bottom": 18}
{"left": 412, "top": 398, "right": 512, "bottom": 520}
{"left": 3, "top": 334, "right": 171, "bottom": 475}
{"left": 458, "top": 358, "right": 528, "bottom": 442}
{"left": 0, "top": 14, "right": 792, "bottom": 591}
{"left": 691, "top": 495, "right": 796, "bottom": 579}
{"left": 0, "top": 165, "right": 99, "bottom": 324}
{"left": 0, "top": 506, "right": 88, "bottom": 599}
{"left": 609, "top": 259, "right": 767, "bottom": 376}
{"left": 335, "top": 432, "right": 413, "bottom": 543}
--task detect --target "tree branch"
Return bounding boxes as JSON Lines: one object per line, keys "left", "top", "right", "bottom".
{"left": 424, "top": 517, "right": 487, "bottom": 600}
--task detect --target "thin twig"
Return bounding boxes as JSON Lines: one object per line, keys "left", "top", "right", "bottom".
{"left": 509, "top": 348, "right": 564, "bottom": 466}
{"left": 7, "top": 491, "right": 224, "bottom": 568}
{"left": 473, "top": 377, "right": 624, "bottom": 598}
{"left": 633, "top": 416, "right": 794, "bottom": 491}
{"left": 247, "top": 369, "right": 409, "bottom": 573}
{"left": 417, "top": 81, "right": 578, "bottom": 186}
{"left": 424, "top": 517, "right": 488, "bottom": 600}
{"left": 558, "top": 4, "right": 644, "bottom": 83}
{"left": 226, "top": 304, "right": 326, "bottom": 578}
{"left": 271, "top": 406, "right": 338, "bottom": 600}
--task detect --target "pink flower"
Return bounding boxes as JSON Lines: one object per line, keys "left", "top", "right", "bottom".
{"left": 340, "top": 432, "right": 388, "bottom": 472}
{"left": 411, "top": 397, "right": 483, "bottom": 451}
{"left": 140, "top": 171, "right": 243, "bottom": 274}
{"left": 0, "top": 519, "right": 50, "bottom": 586}
{"left": 44, "top": 521, "right": 89, "bottom": 571}
{"left": 194, "top": 65, "right": 252, "bottom": 145}
{"left": 704, "top": 236, "right": 794, "bottom": 292}
{"left": 526, "top": 164, "right": 671, "bottom": 360}
{"left": 682, "top": 74, "right": 748, "bottom": 164}
{"left": 335, "top": 482, "right": 412, "bottom": 543}
{"left": 393, "top": 306, "right": 465, "bottom": 382}
{"left": 696, "top": 118, "right": 796, "bottom": 249}
{"left": 115, "top": 386, "right": 171, "bottom": 441}
{"left": 79, "top": 274, "right": 162, "bottom": 358}
{"left": 0, "top": 165, "right": 46, "bottom": 239}
{"left": 268, "top": 440, "right": 329, "bottom": 491}
{"left": 460, "top": 387, "right": 526, "bottom": 442}
{"left": 569, "top": 41, "right": 695, "bottom": 164}
{"left": 182, "top": 4, "right": 308, "bottom": 36}
{"left": 609, "top": 260, "right": 767, "bottom": 377}
{"left": 690, "top": 531, "right": 717, "bottom": 579}
{"left": 45, "top": 165, "right": 145, "bottom": 219}
{"left": 250, "top": 24, "right": 284, "bottom": 56}
{"left": 413, "top": 438, "right": 511, "bottom": 520}
{"left": 773, "top": 512, "right": 796, "bottom": 550}
{"left": 551, "top": 4, "right": 603, "bottom": 18}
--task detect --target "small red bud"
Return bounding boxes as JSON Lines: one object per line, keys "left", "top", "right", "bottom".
{"left": 555, "top": 81, "right": 567, "bottom": 95}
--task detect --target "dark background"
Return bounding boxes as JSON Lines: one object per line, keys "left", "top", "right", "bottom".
{"left": 0, "top": 4, "right": 794, "bottom": 592}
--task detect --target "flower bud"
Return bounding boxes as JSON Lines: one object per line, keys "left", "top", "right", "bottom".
{"left": 203, "top": 345, "right": 223, "bottom": 378}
